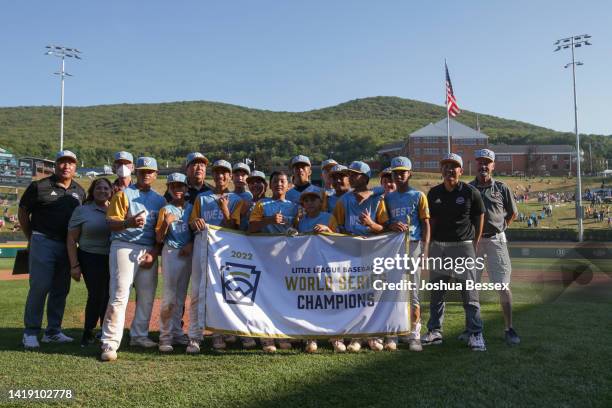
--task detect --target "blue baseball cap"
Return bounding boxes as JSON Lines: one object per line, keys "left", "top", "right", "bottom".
{"left": 166, "top": 173, "right": 187, "bottom": 185}
{"left": 247, "top": 170, "right": 267, "bottom": 183}
{"left": 321, "top": 158, "right": 338, "bottom": 171}
{"left": 232, "top": 162, "right": 251, "bottom": 174}
{"left": 475, "top": 149, "right": 495, "bottom": 162}
{"left": 440, "top": 153, "right": 463, "bottom": 168}
{"left": 348, "top": 161, "right": 371, "bottom": 178}
{"left": 329, "top": 164, "right": 348, "bottom": 175}
{"left": 55, "top": 150, "right": 77, "bottom": 163}
{"left": 185, "top": 152, "right": 209, "bottom": 166}
{"left": 114, "top": 151, "right": 133, "bottom": 163}
{"left": 290, "top": 155, "right": 311, "bottom": 167}
{"left": 390, "top": 156, "right": 412, "bottom": 171}
{"left": 211, "top": 159, "right": 232, "bottom": 173}
{"left": 136, "top": 156, "right": 158, "bottom": 171}
{"left": 380, "top": 167, "right": 392, "bottom": 177}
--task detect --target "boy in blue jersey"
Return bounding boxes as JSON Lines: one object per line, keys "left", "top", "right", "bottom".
{"left": 372, "top": 167, "right": 396, "bottom": 196}
{"left": 297, "top": 191, "right": 344, "bottom": 353}
{"left": 385, "top": 156, "right": 430, "bottom": 352}
{"left": 332, "top": 161, "right": 389, "bottom": 352}
{"left": 322, "top": 164, "right": 351, "bottom": 213}
{"left": 249, "top": 171, "right": 298, "bottom": 352}
{"left": 239, "top": 170, "right": 268, "bottom": 232}
{"left": 232, "top": 162, "right": 254, "bottom": 201}
{"left": 188, "top": 160, "right": 244, "bottom": 353}
{"left": 285, "top": 155, "right": 322, "bottom": 204}
{"left": 155, "top": 173, "right": 193, "bottom": 353}
{"left": 101, "top": 157, "right": 167, "bottom": 362}
{"left": 321, "top": 158, "right": 338, "bottom": 195}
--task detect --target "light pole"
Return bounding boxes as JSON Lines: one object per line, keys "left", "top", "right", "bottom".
{"left": 554, "top": 34, "right": 591, "bottom": 242}
{"left": 45, "top": 45, "right": 82, "bottom": 151}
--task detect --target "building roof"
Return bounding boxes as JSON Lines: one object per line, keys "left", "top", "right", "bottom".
{"left": 490, "top": 144, "right": 575, "bottom": 155}
{"left": 410, "top": 118, "right": 488, "bottom": 140}
{"left": 377, "top": 141, "right": 405, "bottom": 155}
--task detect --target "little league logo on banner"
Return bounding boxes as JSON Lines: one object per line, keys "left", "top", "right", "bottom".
{"left": 202, "top": 227, "right": 410, "bottom": 339}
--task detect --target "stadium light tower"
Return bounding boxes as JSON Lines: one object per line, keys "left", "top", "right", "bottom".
{"left": 45, "top": 45, "right": 82, "bottom": 151}
{"left": 554, "top": 34, "right": 591, "bottom": 242}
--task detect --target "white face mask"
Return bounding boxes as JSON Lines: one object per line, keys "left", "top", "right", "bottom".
{"left": 116, "top": 165, "right": 131, "bottom": 178}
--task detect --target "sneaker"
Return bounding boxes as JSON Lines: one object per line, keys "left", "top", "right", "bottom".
{"left": 347, "top": 339, "right": 361, "bottom": 353}
{"left": 457, "top": 330, "right": 470, "bottom": 343}
{"left": 261, "top": 339, "right": 276, "bottom": 353}
{"left": 159, "top": 343, "right": 174, "bottom": 353}
{"left": 305, "top": 340, "right": 317, "bottom": 353}
{"left": 421, "top": 330, "right": 443, "bottom": 346}
{"left": 22, "top": 334, "right": 40, "bottom": 350}
{"left": 129, "top": 336, "right": 157, "bottom": 348}
{"left": 368, "top": 338, "right": 384, "bottom": 352}
{"left": 241, "top": 337, "right": 257, "bottom": 349}
{"left": 186, "top": 339, "right": 201, "bottom": 354}
{"left": 331, "top": 339, "right": 346, "bottom": 353}
{"left": 41, "top": 332, "right": 74, "bottom": 343}
{"left": 172, "top": 334, "right": 190, "bottom": 346}
{"left": 505, "top": 328, "right": 521, "bottom": 346}
{"left": 212, "top": 335, "right": 226, "bottom": 350}
{"left": 277, "top": 339, "right": 292, "bottom": 350}
{"left": 383, "top": 337, "right": 397, "bottom": 351}
{"left": 408, "top": 338, "right": 423, "bottom": 352}
{"left": 81, "top": 331, "right": 95, "bottom": 347}
{"left": 100, "top": 344, "right": 117, "bottom": 362}
{"left": 224, "top": 335, "right": 238, "bottom": 344}
{"left": 468, "top": 332, "right": 487, "bottom": 351}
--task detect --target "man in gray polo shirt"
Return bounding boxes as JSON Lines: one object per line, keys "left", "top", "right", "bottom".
{"left": 470, "top": 148, "right": 520, "bottom": 345}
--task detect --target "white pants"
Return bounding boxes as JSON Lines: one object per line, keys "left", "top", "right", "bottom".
{"left": 101, "top": 241, "right": 158, "bottom": 351}
{"left": 188, "top": 232, "right": 208, "bottom": 341}
{"left": 159, "top": 246, "right": 191, "bottom": 344}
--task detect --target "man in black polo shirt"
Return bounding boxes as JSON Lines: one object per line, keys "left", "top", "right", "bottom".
{"left": 164, "top": 152, "right": 212, "bottom": 204}
{"left": 421, "top": 153, "right": 487, "bottom": 351}
{"left": 18, "top": 150, "right": 86, "bottom": 349}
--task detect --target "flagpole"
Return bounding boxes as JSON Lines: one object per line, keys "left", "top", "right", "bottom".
{"left": 445, "top": 60, "right": 451, "bottom": 154}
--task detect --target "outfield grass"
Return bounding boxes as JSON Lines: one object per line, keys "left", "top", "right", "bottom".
{"left": 0, "top": 272, "right": 610, "bottom": 407}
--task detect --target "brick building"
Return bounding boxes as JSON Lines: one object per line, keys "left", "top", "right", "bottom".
{"left": 377, "top": 118, "right": 577, "bottom": 177}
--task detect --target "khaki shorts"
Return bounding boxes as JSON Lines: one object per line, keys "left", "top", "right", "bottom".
{"left": 476, "top": 232, "right": 512, "bottom": 285}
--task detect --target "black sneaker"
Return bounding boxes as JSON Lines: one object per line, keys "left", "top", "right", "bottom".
{"left": 505, "top": 328, "right": 521, "bottom": 345}
{"left": 81, "top": 331, "right": 94, "bottom": 347}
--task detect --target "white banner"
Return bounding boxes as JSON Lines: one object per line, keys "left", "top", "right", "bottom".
{"left": 202, "top": 227, "right": 410, "bottom": 338}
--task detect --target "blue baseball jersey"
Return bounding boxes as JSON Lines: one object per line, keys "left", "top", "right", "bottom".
{"left": 190, "top": 191, "right": 243, "bottom": 227}
{"left": 107, "top": 185, "right": 167, "bottom": 246}
{"left": 333, "top": 191, "right": 389, "bottom": 236}
{"left": 234, "top": 190, "right": 253, "bottom": 201}
{"left": 385, "top": 188, "right": 430, "bottom": 241}
{"left": 297, "top": 211, "right": 336, "bottom": 233}
{"left": 156, "top": 203, "right": 193, "bottom": 249}
{"left": 249, "top": 198, "right": 299, "bottom": 233}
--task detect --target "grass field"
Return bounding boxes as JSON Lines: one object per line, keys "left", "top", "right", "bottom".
{"left": 0, "top": 257, "right": 610, "bottom": 407}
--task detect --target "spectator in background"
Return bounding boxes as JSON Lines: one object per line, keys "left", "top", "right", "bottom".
{"left": 18, "top": 151, "right": 86, "bottom": 349}
{"left": 66, "top": 178, "right": 113, "bottom": 347}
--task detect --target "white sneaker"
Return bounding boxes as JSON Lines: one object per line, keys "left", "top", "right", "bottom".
{"left": 261, "top": 338, "right": 276, "bottom": 353}
{"left": 383, "top": 338, "right": 397, "bottom": 352}
{"left": 305, "top": 340, "right": 317, "bottom": 353}
{"left": 347, "top": 339, "right": 362, "bottom": 353}
{"left": 41, "top": 332, "right": 74, "bottom": 343}
{"left": 331, "top": 339, "right": 346, "bottom": 353}
{"left": 100, "top": 344, "right": 117, "bottom": 362}
{"left": 368, "top": 338, "right": 384, "bottom": 352}
{"left": 23, "top": 334, "right": 40, "bottom": 349}
{"left": 159, "top": 343, "right": 174, "bottom": 353}
{"left": 186, "top": 339, "right": 201, "bottom": 354}
{"left": 408, "top": 339, "right": 423, "bottom": 352}
{"left": 129, "top": 336, "right": 157, "bottom": 348}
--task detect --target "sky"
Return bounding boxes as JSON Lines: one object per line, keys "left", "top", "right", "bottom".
{"left": 1, "top": 0, "right": 611, "bottom": 135}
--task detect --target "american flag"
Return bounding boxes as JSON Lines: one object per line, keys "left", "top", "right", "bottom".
{"left": 445, "top": 62, "right": 460, "bottom": 117}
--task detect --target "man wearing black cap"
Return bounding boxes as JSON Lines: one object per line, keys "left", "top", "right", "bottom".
{"left": 422, "top": 153, "right": 487, "bottom": 351}
{"left": 18, "top": 150, "right": 86, "bottom": 349}
{"left": 470, "top": 148, "right": 520, "bottom": 345}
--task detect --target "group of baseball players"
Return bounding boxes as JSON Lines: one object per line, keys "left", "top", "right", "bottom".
{"left": 18, "top": 147, "right": 520, "bottom": 362}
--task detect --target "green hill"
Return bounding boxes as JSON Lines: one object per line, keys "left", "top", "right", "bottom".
{"left": 0, "top": 96, "right": 609, "bottom": 170}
